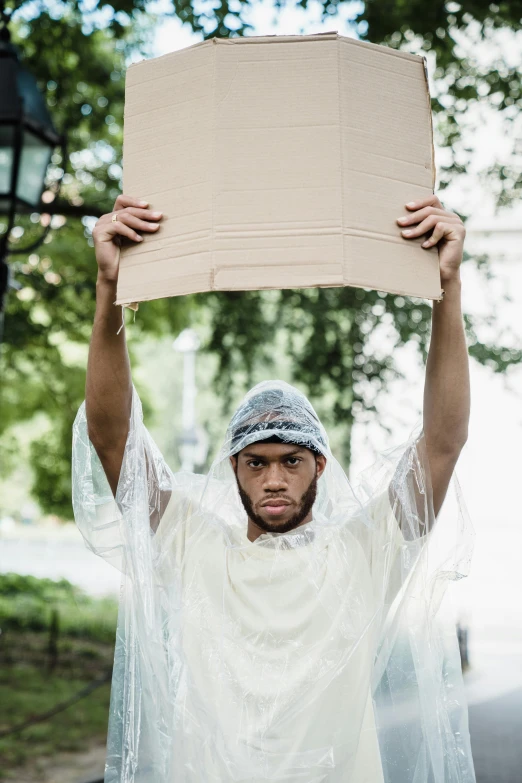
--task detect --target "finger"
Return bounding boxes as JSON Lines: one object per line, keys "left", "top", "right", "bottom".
{"left": 397, "top": 206, "right": 449, "bottom": 226}
{"left": 122, "top": 207, "right": 163, "bottom": 222}
{"left": 101, "top": 207, "right": 162, "bottom": 225}
{"left": 112, "top": 221, "right": 144, "bottom": 243}
{"left": 117, "top": 213, "right": 161, "bottom": 233}
{"left": 422, "top": 221, "right": 447, "bottom": 247}
{"left": 405, "top": 194, "right": 443, "bottom": 211}
{"left": 400, "top": 213, "right": 459, "bottom": 239}
{"left": 422, "top": 221, "right": 465, "bottom": 248}
{"left": 113, "top": 194, "right": 149, "bottom": 211}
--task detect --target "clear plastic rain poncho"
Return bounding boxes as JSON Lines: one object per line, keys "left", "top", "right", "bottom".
{"left": 72, "top": 379, "right": 476, "bottom": 783}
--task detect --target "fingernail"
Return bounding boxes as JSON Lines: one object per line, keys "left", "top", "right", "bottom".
{"left": 139, "top": 200, "right": 148, "bottom": 206}
{"left": 406, "top": 202, "right": 416, "bottom": 207}
{"left": 402, "top": 229, "right": 412, "bottom": 234}
{"left": 152, "top": 211, "right": 162, "bottom": 217}
{"left": 137, "top": 236, "right": 143, "bottom": 241}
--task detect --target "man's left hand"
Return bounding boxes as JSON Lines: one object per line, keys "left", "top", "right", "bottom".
{"left": 396, "top": 195, "right": 466, "bottom": 283}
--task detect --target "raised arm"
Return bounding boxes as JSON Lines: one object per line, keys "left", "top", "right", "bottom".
{"left": 86, "top": 194, "right": 163, "bottom": 496}
{"left": 396, "top": 194, "right": 469, "bottom": 519}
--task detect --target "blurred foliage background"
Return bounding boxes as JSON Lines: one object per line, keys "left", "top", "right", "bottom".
{"left": 0, "top": 0, "right": 521, "bottom": 518}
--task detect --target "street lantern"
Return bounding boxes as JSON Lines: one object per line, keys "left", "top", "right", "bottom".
{"left": 0, "top": 20, "right": 66, "bottom": 323}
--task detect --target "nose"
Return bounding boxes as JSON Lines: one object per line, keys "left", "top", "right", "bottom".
{"left": 263, "top": 464, "right": 288, "bottom": 492}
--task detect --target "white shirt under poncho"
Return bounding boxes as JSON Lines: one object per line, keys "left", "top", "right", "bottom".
{"left": 153, "top": 489, "right": 404, "bottom": 782}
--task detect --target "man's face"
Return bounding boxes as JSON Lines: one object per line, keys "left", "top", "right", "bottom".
{"left": 230, "top": 443, "right": 327, "bottom": 540}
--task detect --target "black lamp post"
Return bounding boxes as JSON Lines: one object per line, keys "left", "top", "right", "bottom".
{"left": 0, "top": 11, "right": 66, "bottom": 342}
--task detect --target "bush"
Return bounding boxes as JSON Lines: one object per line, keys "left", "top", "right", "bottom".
{"left": 0, "top": 573, "right": 117, "bottom": 643}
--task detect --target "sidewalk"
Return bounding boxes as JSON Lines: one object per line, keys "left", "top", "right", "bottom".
{"left": 468, "top": 688, "right": 522, "bottom": 783}
{"left": 8, "top": 742, "right": 105, "bottom": 783}
{"left": 464, "top": 646, "right": 522, "bottom": 783}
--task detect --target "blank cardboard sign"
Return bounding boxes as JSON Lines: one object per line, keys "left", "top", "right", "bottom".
{"left": 116, "top": 31, "right": 442, "bottom": 307}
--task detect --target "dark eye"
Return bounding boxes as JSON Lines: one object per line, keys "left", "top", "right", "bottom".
{"left": 285, "top": 457, "right": 301, "bottom": 466}
{"left": 247, "top": 460, "right": 263, "bottom": 469}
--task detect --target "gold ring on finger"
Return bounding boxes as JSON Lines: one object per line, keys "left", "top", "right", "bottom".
{"left": 111, "top": 212, "right": 119, "bottom": 223}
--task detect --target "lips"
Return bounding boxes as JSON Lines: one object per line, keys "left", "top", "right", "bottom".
{"left": 261, "top": 499, "right": 291, "bottom": 516}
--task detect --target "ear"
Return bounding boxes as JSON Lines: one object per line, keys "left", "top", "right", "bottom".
{"left": 315, "top": 455, "right": 327, "bottom": 480}
{"left": 229, "top": 455, "right": 238, "bottom": 473}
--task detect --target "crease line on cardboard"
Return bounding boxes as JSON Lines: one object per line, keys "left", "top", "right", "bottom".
{"left": 125, "top": 121, "right": 337, "bottom": 136}
{"left": 336, "top": 57, "right": 421, "bottom": 81}
{"left": 126, "top": 63, "right": 208, "bottom": 88}
{"left": 347, "top": 150, "right": 430, "bottom": 172}
{"left": 337, "top": 37, "right": 347, "bottom": 293}
{"left": 123, "top": 95, "right": 208, "bottom": 120}
{"left": 216, "top": 59, "right": 240, "bottom": 108}
{"left": 121, "top": 227, "right": 421, "bottom": 252}
{"left": 422, "top": 56, "right": 437, "bottom": 190}
{"left": 347, "top": 169, "right": 432, "bottom": 188}
{"left": 338, "top": 36, "right": 423, "bottom": 63}
{"left": 216, "top": 262, "right": 343, "bottom": 271}
{"left": 210, "top": 40, "right": 217, "bottom": 290}
{"left": 130, "top": 183, "right": 210, "bottom": 196}
{"left": 215, "top": 222, "right": 339, "bottom": 231}
{"left": 212, "top": 228, "right": 421, "bottom": 241}
{"left": 119, "top": 248, "right": 212, "bottom": 268}
{"left": 121, "top": 227, "right": 210, "bottom": 246}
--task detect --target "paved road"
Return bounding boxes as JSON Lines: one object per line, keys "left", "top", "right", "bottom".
{"left": 468, "top": 687, "right": 522, "bottom": 783}
{"left": 464, "top": 647, "right": 522, "bottom": 783}
{"left": 0, "top": 526, "right": 121, "bottom": 597}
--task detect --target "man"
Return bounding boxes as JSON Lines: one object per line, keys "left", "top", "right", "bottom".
{"left": 72, "top": 192, "right": 474, "bottom": 782}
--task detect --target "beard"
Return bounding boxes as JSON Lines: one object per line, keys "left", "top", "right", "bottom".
{"left": 236, "top": 471, "right": 318, "bottom": 535}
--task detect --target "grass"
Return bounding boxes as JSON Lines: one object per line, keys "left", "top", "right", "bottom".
{"left": 0, "top": 662, "right": 111, "bottom": 775}
{"left": 0, "top": 574, "right": 117, "bottom": 779}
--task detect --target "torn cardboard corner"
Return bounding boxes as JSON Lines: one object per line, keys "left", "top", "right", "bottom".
{"left": 117, "top": 31, "right": 442, "bottom": 309}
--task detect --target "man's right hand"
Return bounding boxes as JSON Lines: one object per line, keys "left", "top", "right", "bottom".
{"left": 92, "top": 194, "right": 164, "bottom": 283}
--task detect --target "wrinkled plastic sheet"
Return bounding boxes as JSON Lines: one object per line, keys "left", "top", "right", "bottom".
{"left": 72, "top": 380, "right": 476, "bottom": 782}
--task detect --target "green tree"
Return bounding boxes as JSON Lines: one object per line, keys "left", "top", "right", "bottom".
{"left": 0, "top": 1, "right": 191, "bottom": 516}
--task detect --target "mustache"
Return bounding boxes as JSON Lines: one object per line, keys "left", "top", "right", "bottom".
{"left": 235, "top": 472, "right": 318, "bottom": 535}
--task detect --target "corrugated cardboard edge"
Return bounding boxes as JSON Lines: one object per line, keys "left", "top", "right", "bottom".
{"left": 116, "top": 280, "right": 438, "bottom": 308}
{"left": 422, "top": 54, "right": 444, "bottom": 302}
{"left": 210, "top": 38, "right": 217, "bottom": 291}
{"left": 422, "top": 55, "right": 437, "bottom": 192}
{"left": 124, "top": 30, "right": 427, "bottom": 78}
{"left": 121, "top": 300, "right": 140, "bottom": 311}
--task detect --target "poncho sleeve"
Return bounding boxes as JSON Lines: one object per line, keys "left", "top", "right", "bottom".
{"left": 71, "top": 404, "right": 127, "bottom": 573}
{"left": 71, "top": 385, "right": 187, "bottom": 574}
{"left": 364, "top": 488, "right": 407, "bottom": 607}
{"left": 353, "top": 429, "right": 470, "bottom": 618}
{"left": 361, "top": 433, "right": 476, "bottom": 783}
